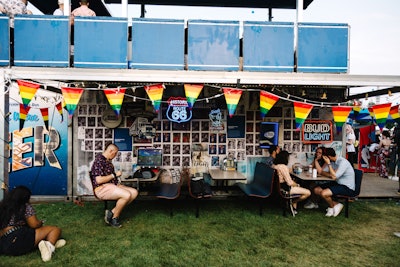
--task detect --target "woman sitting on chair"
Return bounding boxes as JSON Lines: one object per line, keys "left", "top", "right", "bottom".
{"left": 273, "top": 151, "right": 311, "bottom": 214}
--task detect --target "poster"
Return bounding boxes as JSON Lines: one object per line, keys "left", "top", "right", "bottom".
{"left": 8, "top": 84, "right": 68, "bottom": 195}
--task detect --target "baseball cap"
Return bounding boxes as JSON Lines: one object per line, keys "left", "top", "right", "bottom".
{"left": 58, "top": 0, "right": 64, "bottom": 4}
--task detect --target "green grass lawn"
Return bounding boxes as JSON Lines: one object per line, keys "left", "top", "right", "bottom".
{"left": 1, "top": 198, "right": 399, "bottom": 267}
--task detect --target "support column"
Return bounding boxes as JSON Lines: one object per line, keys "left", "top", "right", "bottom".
{"left": 294, "top": 0, "right": 304, "bottom": 72}
{"left": 121, "top": 0, "right": 128, "bottom": 18}
{"left": 0, "top": 70, "right": 9, "bottom": 200}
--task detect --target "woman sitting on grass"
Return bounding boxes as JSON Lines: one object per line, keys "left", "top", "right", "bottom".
{"left": 273, "top": 150, "right": 311, "bottom": 215}
{"left": 0, "top": 186, "right": 66, "bottom": 262}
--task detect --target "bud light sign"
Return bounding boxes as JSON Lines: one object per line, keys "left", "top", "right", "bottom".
{"left": 302, "top": 120, "right": 332, "bottom": 143}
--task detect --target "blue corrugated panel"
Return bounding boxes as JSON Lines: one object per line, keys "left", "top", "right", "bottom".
{"left": 187, "top": 20, "right": 240, "bottom": 71}
{"left": 0, "top": 15, "right": 9, "bottom": 66}
{"left": 74, "top": 16, "right": 128, "bottom": 69}
{"left": 130, "top": 18, "right": 184, "bottom": 70}
{"left": 14, "top": 15, "right": 69, "bottom": 67}
{"left": 297, "top": 22, "right": 349, "bottom": 73}
{"left": 243, "top": 21, "right": 294, "bottom": 72}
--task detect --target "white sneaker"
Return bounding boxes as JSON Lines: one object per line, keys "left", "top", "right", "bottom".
{"left": 333, "top": 203, "right": 344, "bottom": 217}
{"left": 55, "top": 239, "right": 66, "bottom": 249}
{"left": 325, "top": 207, "right": 334, "bottom": 217}
{"left": 304, "top": 201, "right": 319, "bottom": 209}
{"left": 394, "top": 232, "right": 400, "bottom": 238}
{"left": 38, "top": 240, "right": 53, "bottom": 262}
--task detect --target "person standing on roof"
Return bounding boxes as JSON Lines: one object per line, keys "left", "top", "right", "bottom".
{"left": 53, "top": 0, "right": 64, "bottom": 15}
{"left": 70, "top": 0, "right": 95, "bottom": 24}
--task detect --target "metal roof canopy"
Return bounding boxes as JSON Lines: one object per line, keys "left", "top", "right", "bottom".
{"left": 5, "top": 67, "right": 400, "bottom": 87}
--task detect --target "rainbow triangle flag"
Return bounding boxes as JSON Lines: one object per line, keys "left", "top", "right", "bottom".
{"left": 55, "top": 101, "right": 64, "bottom": 122}
{"left": 19, "top": 103, "right": 31, "bottom": 130}
{"left": 61, "top": 87, "right": 84, "bottom": 118}
{"left": 293, "top": 102, "right": 314, "bottom": 130}
{"left": 372, "top": 103, "right": 392, "bottom": 130}
{"left": 184, "top": 84, "right": 203, "bottom": 109}
{"left": 17, "top": 80, "right": 40, "bottom": 108}
{"left": 144, "top": 84, "right": 164, "bottom": 113}
{"left": 389, "top": 105, "right": 400, "bottom": 121}
{"left": 40, "top": 107, "right": 49, "bottom": 130}
{"left": 331, "top": 106, "right": 353, "bottom": 133}
{"left": 223, "top": 88, "right": 242, "bottom": 118}
{"left": 103, "top": 88, "right": 126, "bottom": 116}
{"left": 259, "top": 91, "right": 279, "bottom": 118}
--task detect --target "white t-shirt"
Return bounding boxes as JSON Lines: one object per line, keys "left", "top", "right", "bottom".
{"left": 53, "top": 9, "right": 63, "bottom": 15}
{"left": 346, "top": 132, "right": 356, "bottom": 153}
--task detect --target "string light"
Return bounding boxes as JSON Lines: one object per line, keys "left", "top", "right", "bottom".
{"left": 7, "top": 77, "right": 389, "bottom": 109}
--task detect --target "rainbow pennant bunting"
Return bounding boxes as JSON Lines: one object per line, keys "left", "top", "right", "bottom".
{"left": 350, "top": 105, "right": 362, "bottom": 120}
{"left": 184, "top": 84, "right": 203, "bottom": 109}
{"left": 144, "top": 84, "right": 164, "bottom": 113}
{"left": 259, "top": 91, "right": 279, "bottom": 118}
{"left": 17, "top": 80, "right": 40, "bottom": 108}
{"left": 103, "top": 88, "right": 126, "bottom": 116}
{"left": 19, "top": 103, "right": 31, "bottom": 130}
{"left": 55, "top": 101, "right": 64, "bottom": 122}
{"left": 331, "top": 106, "right": 353, "bottom": 133}
{"left": 293, "top": 102, "right": 314, "bottom": 130}
{"left": 371, "top": 103, "right": 392, "bottom": 130}
{"left": 389, "top": 105, "right": 400, "bottom": 121}
{"left": 223, "top": 88, "right": 242, "bottom": 118}
{"left": 40, "top": 107, "right": 49, "bottom": 130}
{"left": 61, "top": 87, "right": 84, "bottom": 118}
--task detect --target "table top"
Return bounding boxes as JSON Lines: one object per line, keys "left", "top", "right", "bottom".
{"left": 291, "top": 171, "right": 332, "bottom": 181}
{"left": 209, "top": 169, "right": 247, "bottom": 180}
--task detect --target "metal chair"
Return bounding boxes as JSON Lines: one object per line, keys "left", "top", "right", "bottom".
{"left": 236, "top": 162, "right": 274, "bottom": 216}
{"left": 335, "top": 169, "right": 363, "bottom": 218}
{"left": 155, "top": 182, "right": 182, "bottom": 217}
{"left": 275, "top": 177, "right": 302, "bottom": 217}
{"left": 188, "top": 177, "right": 212, "bottom": 218}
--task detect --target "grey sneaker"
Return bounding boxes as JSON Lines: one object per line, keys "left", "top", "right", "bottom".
{"left": 104, "top": 210, "right": 113, "bottom": 225}
{"left": 110, "top": 217, "right": 122, "bottom": 228}
{"left": 304, "top": 201, "right": 319, "bottom": 209}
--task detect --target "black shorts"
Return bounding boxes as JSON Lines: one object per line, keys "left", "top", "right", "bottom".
{"left": 0, "top": 227, "right": 36, "bottom": 256}
{"left": 320, "top": 181, "right": 355, "bottom": 196}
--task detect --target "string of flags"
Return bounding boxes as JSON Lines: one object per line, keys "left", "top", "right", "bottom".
{"left": 13, "top": 80, "right": 400, "bottom": 132}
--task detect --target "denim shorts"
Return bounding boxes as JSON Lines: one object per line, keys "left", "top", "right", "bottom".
{"left": 0, "top": 226, "right": 36, "bottom": 256}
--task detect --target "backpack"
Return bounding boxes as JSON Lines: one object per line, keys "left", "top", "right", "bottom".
{"left": 190, "top": 178, "right": 212, "bottom": 196}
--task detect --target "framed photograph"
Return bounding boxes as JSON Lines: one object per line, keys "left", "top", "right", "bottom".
{"left": 201, "top": 133, "right": 209, "bottom": 142}
{"left": 192, "top": 121, "right": 200, "bottom": 131}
